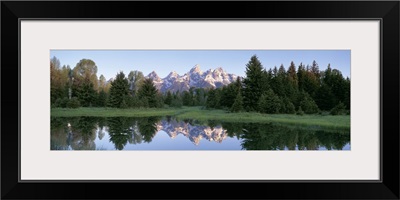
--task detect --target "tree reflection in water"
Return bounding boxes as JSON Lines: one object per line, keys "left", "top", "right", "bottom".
{"left": 51, "top": 117, "right": 350, "bottom": 150}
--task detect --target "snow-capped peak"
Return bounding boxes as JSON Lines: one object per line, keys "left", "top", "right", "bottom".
{"left": 146, "top": 71, "right": 161, "bottom": 81}
{"left": 167, "top": 71, "right": 179, "bottom": 78}
{"left": 143, "top": 65, "right": 237, "bottom": 93}
{"left": 190, "top": 64, "right": 202, "bottom": 74}
{"left": 214, "top": 67, "right": 224, "bottom": 73}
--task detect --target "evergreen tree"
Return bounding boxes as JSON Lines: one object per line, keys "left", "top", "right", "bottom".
{"left": 234, "top": 76, "right": 243, "bottom": 90}
{"left": 220, "top": 83, "right": 238, "bottom": 109}
{"left": 182, "top": 91, "right": 192, "bottom": 106}
{"left": 311, "top": 60, "right": 321, "bottom": 80}
{"left": 296, "top": 106, "right": 304, "bottom": 115}
{"left": 314, "top": 84, "right": 335, "bottom": 111}
{"left": 258, "top": 89, "right": 282, "bottom": 114}
{"left": 329, "top": 69, "right": 346, "bottom": 106}
{"left": 170, "top": 93, "right": 183, "bottom": 108}
{"left": 67, "top": 97, "right": 81, "bottom": 108}
{"left": 164, "top": 90, "right": 173, "bottom": 105}
{"left": 299, "top": 91, "right": 319, "bottom": 114}
{"left": 297, "top": 63, "right": 307, "bottom": 92}
{"left": 270, "top": 65, "right": 286, "bottom": 97}
{"left": 97, "top": 89, "right": 107, "bottom": 107}
{"left": 195, "top": 88, "right": 206, "bottom": 106}
{"left": 286, "top": 61, "right": 299, "bottom": 104}
{"left": 287, "top": 61, "right": 298, "bottom": 89}
{"left": 137, "top": 78, "right": 159, "bottom": 108}
{"left": 330, "top": 102, "right": 346, "bottom": 115}
{"left": 230, "top": 91, "right": 244, "bottom": 112}
{"left": 281, "top": 97, "right": 296, "bottom": 114}
{"left": 79, "top": 80, "right": 97, "bottom": 107}
{"left": 108, "top": 72, "right": 130, "bottom": 108}
{"left": 206, "top": 88, "right": 221, "bottom": 109}
{"left": 242, "top": 55, "right": 265, "bottom": 111}
{"left": 343, "top": 77, "right": 351, "bottom": 109}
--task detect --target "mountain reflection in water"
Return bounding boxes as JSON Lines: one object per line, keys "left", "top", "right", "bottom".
{"left": 50, "top": 117, "right": 350, "bottom": 151}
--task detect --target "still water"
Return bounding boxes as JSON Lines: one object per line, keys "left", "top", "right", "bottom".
{"left": 51, "top": 117, "right": 350, "bottom": 150}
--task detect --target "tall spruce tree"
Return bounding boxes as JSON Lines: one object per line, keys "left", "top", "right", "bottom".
{"left": 108, "top": 72, "right": 130, "bottom": 108}
{"left": 206, "top": 88, "right": 221, "bottom": 109}
{"left": 137, "top": 78, "right": 159, "bottom": 108}
{"left": 258, "top": 89, "right": 282, "bottom": 114}
{"left": 242, "top": 55, "right": 264, "bottom": 111}
{"left": 299, "top": 91, "right": 319, "bottom": 114}
{"left": 230, "top": 91, "right": 244, "bottom": 112}
{"left": 164, "top": 90, "right": 173, "bottom": 105}
{"left": 97, "top": 89, "right": 107, "bottom": 107}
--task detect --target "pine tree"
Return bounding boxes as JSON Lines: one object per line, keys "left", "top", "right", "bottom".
{"left": 108, "top": 72, "right": 130, "bottom": 108}
{"left": 206, "top": 88, "right": 222, "bottom": 109}
{"left": 206, "top": 88, "right": 216, "bottom": 109}
{"left": 314, "top": 84, "right": 335, "bottom": 111}
{"left": 296, "top": 106, "right": 304, "bottom": 116}
{"left": 97, "top": 89, "right": 107, "bottom": 107}
{"left": 220, "top": 83, "right": 238, "bottom": 109}
{"left": 242, "top": 55, "right": 265, "bottom": 111}
{"left": 195, "top": 88, "right": 206, "bottom": 106}
{"left": 137, "top": 78, "right": 159, "bottom": 108}
{"left": 171, "top": 93, "right": 183, "bottom": 108}
{"left": 281, "top": 97, "right": 296, "bottom": 114}
{"left": 297, "top": 63, "right": 307, "bottom": 92}
{"left": 79, "top": 80, "right": 97, "bottom": 107}
{"left": 230, "top": 91, "right": 243, "bottom": 112}
{"left": 330, "top": 102, "right": 346, "bottom": 115}
{"left": 164, "top": 91, "right": 173, "bottom": 105}
{"left": 182, "top": 91, "right": 192, "bottom": 106}
{"left": 299, "top": 91, "right": 319, "bottom": 114}
{"left": 258, "top": 89, "right": 282, "bottom": 114}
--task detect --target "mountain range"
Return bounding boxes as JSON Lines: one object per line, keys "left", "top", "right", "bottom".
{"left": 144, "top": 65, "right": 238, "bottom": 93}
{"left": 156, "top": 119, "right": 230, "bottom": 145}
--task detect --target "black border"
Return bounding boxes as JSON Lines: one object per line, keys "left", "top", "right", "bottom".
{"left": 2, "top": 1, "right": 399, "bottom": 199}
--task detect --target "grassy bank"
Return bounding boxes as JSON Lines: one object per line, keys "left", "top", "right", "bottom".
{"left": 51, "top": 106, "right": 350, "bottom": 129}
{"left": 176, "top": 107, "right": 350, "bottom": 129}
{"left": 50, "top": 107, "right": 190, "bottom": 117}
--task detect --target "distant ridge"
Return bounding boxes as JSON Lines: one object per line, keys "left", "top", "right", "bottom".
{"left": 144, "top": 65, "right": 238, "bottom": 92}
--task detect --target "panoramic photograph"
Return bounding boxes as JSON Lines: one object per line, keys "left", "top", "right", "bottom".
{"left": 50, "top": 50, "right": 350, "bottom": 151}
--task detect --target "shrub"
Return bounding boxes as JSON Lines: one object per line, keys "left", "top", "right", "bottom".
{"left": 55, "top": 97, "right": 69, "bottom": 108}
{"left": 170, "top": 98, "right": 183, "bottom": 108}
{"left": 296, "top": 106, "right": 304, "bottom": 116}
{"left": 67, "top": 97, "right": 81, "bottom": 108}
{"left": 120, "top": 99, "right": 128, "bottom": 108}
{"left": 330, "top": 102, "right": 346, "bottom": 115}
{"left": 299, "top": 97, "right": 319, "bottom": 114}
{"left": 230, "top": 92, "right": 244, "bottom": 113}
{"left": 258, "top": 89, "right": 281, "bottom": 114}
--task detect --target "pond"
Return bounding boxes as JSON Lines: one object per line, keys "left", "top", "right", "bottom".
{"left": 51, "top": 117, "right": 350, "bottom": 150}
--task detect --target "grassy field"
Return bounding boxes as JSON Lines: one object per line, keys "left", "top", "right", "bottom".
{"left": 50, "top": 107, "right": 187, "bottom": 117}
{"left": 51, "top": 106, "right": 350, "bottom": 129}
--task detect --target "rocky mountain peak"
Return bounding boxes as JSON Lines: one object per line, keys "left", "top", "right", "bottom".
{"left": 214, "top": 67, "right": 224, "bottom": 73}
{"left": 190, "top": 64, "right": 202, "bottom": 74}
{"left": 168, "top": 71, "right": 179, "bottom": 77}
{"left": 146, "top": 71, "right": 161, "bottom": 82}
{"left": 142, "top": 65, "right": 238, "bottom": 93}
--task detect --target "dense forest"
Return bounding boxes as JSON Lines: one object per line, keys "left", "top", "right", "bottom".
{"left": 51, "top": 55, "right": 350, "bottom": 115}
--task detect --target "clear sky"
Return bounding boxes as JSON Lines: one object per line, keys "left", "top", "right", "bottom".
{"left": 50, "top": 50, "right": 350, "bottom": 80}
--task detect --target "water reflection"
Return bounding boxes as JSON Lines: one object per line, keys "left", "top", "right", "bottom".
{"left": 50, "top": 117, "right": 350, "bottom": 151}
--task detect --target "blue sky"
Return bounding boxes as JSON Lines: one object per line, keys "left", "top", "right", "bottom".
{"left": 50, "top": 50, "right": 350, "bottom": 80}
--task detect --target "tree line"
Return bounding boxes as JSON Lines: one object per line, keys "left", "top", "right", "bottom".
{"left": 50, "top": 55, "right": 350, "bottom": 115}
